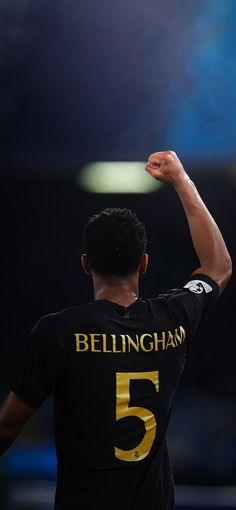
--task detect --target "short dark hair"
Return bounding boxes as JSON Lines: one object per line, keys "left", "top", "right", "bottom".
{"left": 82, "top": 208, "right": 147, "bottom": 277}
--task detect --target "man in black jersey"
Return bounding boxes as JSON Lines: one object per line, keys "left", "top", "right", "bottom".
{"left": 0, "top": 151, "right": 232, "bottom": 509}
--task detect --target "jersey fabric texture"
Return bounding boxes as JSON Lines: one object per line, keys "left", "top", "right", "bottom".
{"left": 10, "top": 274, "right": 219, "bottom": 510}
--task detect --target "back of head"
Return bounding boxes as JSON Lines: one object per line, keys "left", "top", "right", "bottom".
{"left": 82, "top": 208, "right": 147, "bottom": 277}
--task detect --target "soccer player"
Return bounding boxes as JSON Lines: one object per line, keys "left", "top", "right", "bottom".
{"left": 0, "top": 151, "right": 232, "bottom": 509}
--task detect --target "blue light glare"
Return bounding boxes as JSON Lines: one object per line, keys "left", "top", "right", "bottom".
{"left": 165, "top": 0, "right": 236, "bottom": 163}
{"left": 6, "top": 445, "right": 56, "bottom": 479}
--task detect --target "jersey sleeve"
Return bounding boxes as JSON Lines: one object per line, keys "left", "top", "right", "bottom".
{"left": 10, "top": 315, "right": 64, "bottom": 408}
{"left": 161, "top": 274, "right": 219, "bottom": 340}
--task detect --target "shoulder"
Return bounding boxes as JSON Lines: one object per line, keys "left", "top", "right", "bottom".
{"left": 182, "top": 274, "right": 219, "bottom": 295}
{"left": 31, "top": 302, "right": 95, "bottom": 335}
{"left": 158, "top": 274, "right": 219, "bottom": 301}
{"left": 146, "top": 274, "right": 219, "bottom": 321}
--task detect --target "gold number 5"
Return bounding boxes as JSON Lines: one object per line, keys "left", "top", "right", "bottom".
{"left": 115, "top": 371, "right": 159, "bottom": 462}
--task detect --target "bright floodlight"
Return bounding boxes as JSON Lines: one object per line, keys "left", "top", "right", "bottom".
{"left": 78, "top": 162, "right": 161, "bottom": 193}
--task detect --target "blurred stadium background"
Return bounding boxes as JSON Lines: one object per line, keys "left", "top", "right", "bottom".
{"left": 0, "top": 0, "right": 236, "bottom": 508}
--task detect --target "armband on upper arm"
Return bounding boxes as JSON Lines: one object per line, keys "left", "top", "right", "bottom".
{"left": 184, "top": 279, "right": 213, "bottom": 294}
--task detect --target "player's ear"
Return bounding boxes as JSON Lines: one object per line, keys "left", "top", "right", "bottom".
{"left": 81, "top": 254, "right": 92, "bottom": 275}
{"left": 139, "top": 253, "right": 149, "bottom": 275}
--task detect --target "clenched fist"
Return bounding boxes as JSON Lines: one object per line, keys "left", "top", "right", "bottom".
{"left": 145, "top": 150, "right": 189, "bottom": 188}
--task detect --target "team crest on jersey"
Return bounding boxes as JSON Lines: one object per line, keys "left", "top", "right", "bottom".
{"left": 184, "top": 279, "right": 213, "bottom": 294}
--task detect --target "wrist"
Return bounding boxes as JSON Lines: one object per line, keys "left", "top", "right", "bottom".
{"left": 172, "top": 173, "right": 192, "bottom": 192}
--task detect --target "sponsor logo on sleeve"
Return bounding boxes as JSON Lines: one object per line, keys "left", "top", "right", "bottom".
{"left": 184, "top": 279, "right": 213, "bottom": 294}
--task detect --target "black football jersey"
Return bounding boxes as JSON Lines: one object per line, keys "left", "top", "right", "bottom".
{"left": 10, "top": 274, "right": 219, "bottom": 510}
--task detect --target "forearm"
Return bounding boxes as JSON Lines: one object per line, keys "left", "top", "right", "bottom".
{"left": 174, "top": 177, "right": 232, "bottom": 292}
{"left": 0, "top": 392, "right": 35, "bottom": 456}
{"left": 0, "top": 418, "right": 19, "bottom": 456}
{"left": 0, "top": 432, "right": 16, "bottom": 456}
{"left": 146, "top": 150, "right": 232, "bottom": 293}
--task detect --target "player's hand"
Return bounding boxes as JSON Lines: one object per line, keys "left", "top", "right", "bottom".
{"left": 145, "top": 150, "right": 188, "bottom": 188}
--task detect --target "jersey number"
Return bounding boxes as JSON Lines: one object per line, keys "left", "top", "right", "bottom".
{"left": 115, "top": 371, "right": 159, "bottom": 462}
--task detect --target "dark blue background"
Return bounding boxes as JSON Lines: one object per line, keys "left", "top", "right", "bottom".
{"left": 1, "top": 1, "right": 236, "bottom": 507}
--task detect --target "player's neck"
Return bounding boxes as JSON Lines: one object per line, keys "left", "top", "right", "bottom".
{"left": 92, "top": 272, "right": 139, "bottom": 307}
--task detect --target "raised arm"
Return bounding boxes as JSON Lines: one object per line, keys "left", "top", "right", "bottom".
{"left": 145, "top": 150, "right": 232, "bottom": 294}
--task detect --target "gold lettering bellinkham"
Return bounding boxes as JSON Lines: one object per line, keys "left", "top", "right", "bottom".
{"left": 74, "top": 325, "right": 186, "bottom": 353}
